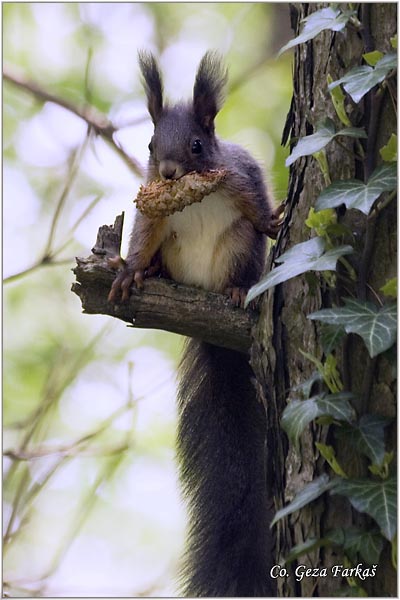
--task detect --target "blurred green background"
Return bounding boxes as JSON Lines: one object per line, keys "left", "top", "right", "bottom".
{"left": 3, "top": 3, "right": 292, "bottom": 596}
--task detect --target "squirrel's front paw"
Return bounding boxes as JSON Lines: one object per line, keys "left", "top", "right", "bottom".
{"left": 225, "top": 287, "right": 249, "bottom": 309}
{"left": 108, "top": 253, "right": 162, "bottom": 302}
{"left": 107, "top": 257, "right": 145, "bottom": 302}
{"left": 265, "top": 202, "right": 285, "bottom": 239}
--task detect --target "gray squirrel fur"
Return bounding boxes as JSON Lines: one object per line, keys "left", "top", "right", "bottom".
{"left": 109, "top": 50, "right": 279, "bottom": 596}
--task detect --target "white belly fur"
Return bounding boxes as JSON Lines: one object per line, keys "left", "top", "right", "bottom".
{"left": 161, "top": 191, "right": 241, "bottom": 292}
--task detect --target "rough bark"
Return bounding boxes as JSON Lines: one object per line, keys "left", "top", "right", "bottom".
{"left": 71, "top": 5, "right": 396, "bottom": 596}
{"left": 251, "top": 3, "right": 397, "bottom": 597}
{"left": 72, "top": 215, "right": 257, "bottom": 354}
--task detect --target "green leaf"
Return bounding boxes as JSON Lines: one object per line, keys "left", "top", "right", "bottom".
{"left": 328, "top": 73, "right": 351, "bottom": 126}
{"left": 320, "top": 323, "right": 346, "bottom": 354}
{"left": 281, "top": 398, "right": 319, "bottom": 446}
{"left": 245, "top": 237, "right": 353, "bottom": 304}
{"left": 272, "top": 474, "right": 334, "bottom": 526}
{"left": 299, "top": 350, "right": 343, "bottom": 394}
{"left": 332, "top": 477, "right": 397, "bottom": 541}
{"left": 380, "top": 134, "right": 397, "bottom": 162}
{"left": 380, "top": 277, "right": 397, "bottom": 299}
{"left": 285, "top": 528, "right": 384, "bottom": 565}
{"left": 293, "top": 371, "right": 323, "bottom": 400}
{"left": 321, "top": 353, "right": 343, "bottom": 393}
{"left": 315, "top": 392, "right": 355, "bottom": 422}
{"left": 369, "top": 451, "right": 394, "bottom": 478}
{"left": 284, "top": 537, "right": 321, "bottom": 563}
{"left": 315, "top": 162, "right": 397, "bottom": 215}
{"left": 390, "top": 34, "right": 397, "bottom": 49}
{"left": 278, "top": 7, "right": 354, "bottom": 56}
{"left": 305, "top": 207, "right": 337, "bottom": 237}
{"left": 326, "top": 527, "right": 384, "bottom": 564}
{"left": 328, "top": 52, "right": 397, "bottom": 103}
{"left": 346, "top": 529, "right": 384, "bottom": 565}
{"left": 337, "top": 414, "right": 392, "bottom": 466}
{"left": 281, "top": 392, "right": 355, "bottom": 447}
{"left": 308, "top": 298, "right": 397, "bottom": 357}
{"left": 356, "top": 415, "right": 392, "bottom": 465}
{"left": 316, "top": 443, "right": 348, "bottom": 477}
{"left": 391, "top": 537, "right": 397, "bottom": 571}
{"left": 363, "top": 51, "right": 384, "bottom": 67}
{"left": 286, "top": 118, "right": 367, "bottom": 167}
{"left": 313, "top": 149, "right": 331, "bottom": 185}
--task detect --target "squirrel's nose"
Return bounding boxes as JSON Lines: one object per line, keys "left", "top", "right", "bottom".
{"left": 159, "top": 160, "right": 182, "bottom": 180}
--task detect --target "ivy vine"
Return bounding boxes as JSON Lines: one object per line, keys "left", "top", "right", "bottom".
{"left": 247, "top": 4, "right": 397, "bottom": 592}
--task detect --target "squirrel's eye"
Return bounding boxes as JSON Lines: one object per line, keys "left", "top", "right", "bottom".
{"left": 191, "top": 139, "right": 202, "bottom": 154}
{"left": 148, "top": 140, "right": 154, "bottom": 153}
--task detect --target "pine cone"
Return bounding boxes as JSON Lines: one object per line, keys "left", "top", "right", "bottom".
{"left": 134, "top": 169, "right": 227, "bottom": 218}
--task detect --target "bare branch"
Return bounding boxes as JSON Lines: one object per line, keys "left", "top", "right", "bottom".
{"left": 3, "top": 67, "right": 145, "bottom": 178}
{"left": 4, "top": 257, "right": 74, "bottom": 284}
{"left": 72, "top": 215, "right": 257, "bottom": 354}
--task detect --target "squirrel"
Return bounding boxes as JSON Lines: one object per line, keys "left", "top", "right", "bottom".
{"left": 108, "top": 51, "right": 282, "bottom": 597}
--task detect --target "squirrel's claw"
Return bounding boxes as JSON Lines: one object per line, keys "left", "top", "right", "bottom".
{"left": 226, "top": 286, "right": 250, "bottom": 309}
{"left": 108, "top": 269, "right": 133, "bottom": 302}
{"left": 107, "top": 253, "right": 162, "bottom": 302}
{"left": 266, "top": 202, "right": 285, "bottom": 239}
{"left": 107, "top": 257, "right": 146, "bottom": 302}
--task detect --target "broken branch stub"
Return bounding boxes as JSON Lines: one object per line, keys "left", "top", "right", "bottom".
{"left": 72, "top": 212, "right": 256, "bottom": 353}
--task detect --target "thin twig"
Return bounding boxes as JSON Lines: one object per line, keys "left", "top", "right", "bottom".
{"left": 5, "top": 140, "right": 100, "bottom": 282}
{"left": 3, "top": 67, "right": 144, "bottom": 178}
{"left": 3, "top": 258, "right": 73, "bottom": 284}
{"left": 51, "top": 194, "right": 103, "bottom": 258}
{"left": 43, "top": 135, "right": 90, "bottom": 259}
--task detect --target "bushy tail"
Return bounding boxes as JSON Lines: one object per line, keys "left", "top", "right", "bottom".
{"left": 177, "top": 339, "right": 275, "bottom": 597}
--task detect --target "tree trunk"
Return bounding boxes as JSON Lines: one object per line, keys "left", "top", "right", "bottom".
{"left": 251, "top": 3, "right": 397, "bottom": 597}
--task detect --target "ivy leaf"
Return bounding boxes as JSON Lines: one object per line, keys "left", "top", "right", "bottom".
{"left": 305, "top": 207, "right": 337, "bottom": 237}
{"left": 331, "top": 477, "right": 397, "bottom": 541}
{"left": 271, "top": 474, "right": 334, "bottom": 526}
{"left": 278, "top": 7, "right": 354, "bottom": 56}
{"left": 284, "top": 537, "right": 321, "bottom": 563}
{"left": 355, "top": 415, "right": 393, "bottom": 465}
{"left": 285, "top": 528, "right": 384, "bottom": 565}
{"left": 336, "top": 414, "right": 392, "bottom": 466}
{"left": 380, "top": 134, "right": 397, "bottom": 162}
{"left": 363, "top": 51, "right": 384, "bottom": 67}
{"left": 320, "top": 323, "right": 346, "bottom": 354}
{"left": 308, "top": 298, "right": 397, "bottom": 357}
{"left": 245, "top": 237, "right": 353, "bottom": 305}
{"left": 281, "top": 398, "right": 320, "bottom": 446}
{"left": 315, "top": 162, "right": 397, "bottom": 215}
{"left": 315, "top": 393, "right": 355, "bottom": 422}
{"left": 286, "top": 118, "right": 367, "bottom": 166}
{"left": 281, "top": 392, "right": 355, "bottom": 447}
{"left": 369, "top": 451, "right": 394, "bottom": 479}
{"left": 293, "top": 371, "right": 323, "bottom": 400}
{"left": 326, "top": 527, "right": 384, "bottom": 564}
{"left": 342, "top": 529, "right": 384, "bottom": 565}
{"left": 299, "top": 350, "right": 343, "bottom": 394}
{"left": 327, "top": 73, "right": 351, "bottom": 126}
{"left": 316, "top": 443, "right": 348, "bottom": 478}
{"left": 380, "top": 277, "right": 397, "bottom": 299}
{"left": 328, "top": 52, "right": 397, "bottom": 103}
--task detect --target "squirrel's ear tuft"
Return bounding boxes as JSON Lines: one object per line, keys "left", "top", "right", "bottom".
{"left": 193, "top": 51, "right": 228, "bottom": 132}
{"left": 138, "top": 50, "right": 163, "bottom": 125}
